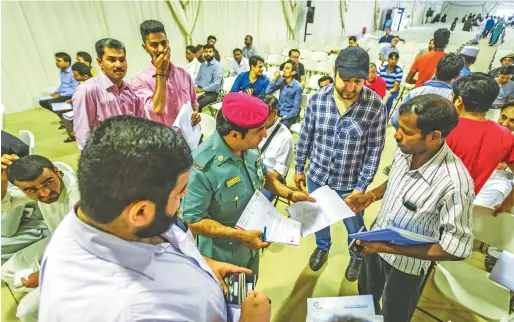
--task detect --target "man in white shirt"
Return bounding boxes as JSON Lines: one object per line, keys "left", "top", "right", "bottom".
{"left": 38, "top": 115, "right": 271, "bottom": 322}
{"left": 356, "top": 26, "right": 379, "bottom": 43}
{"left": 1, "top": 154, "right": 79, "bottom": 322}
{"left": 258, "top": 95, "right": 295, "bottom": 201}
{"left": 230, "top": 48, "right": 250, "bottom": 76}
{"left": 185, "top": 45, "right": 201, "bottom": 80}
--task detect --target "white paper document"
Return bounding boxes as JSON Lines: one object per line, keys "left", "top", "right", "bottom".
{"left": 51, "top": 102, "right": 73, "bottom": 112}
{"left": 172, "top": 102, "right": 202, "bottom": 151}
{"left": 489, "top": 250, "right": 514, "bottom": 291}
{"left": 306, "top": 295, "right": 376, "bottom": 321}
{"left": 286, "top": 186, "right": 355, "bottom": 237}
{"left": 236, "top": 191, "right": 302, "bottom": 246}
{"left": 309, "top": 312, "right": 383, "bottom": 322}
{"left": 227, "top": 304, "right": 241, "bottom": 322}
{"left": 39, "top": 95, "right": 53, "bottom": 101}
{"left": 14, "top": 268, "right": 35, "bottom": 288}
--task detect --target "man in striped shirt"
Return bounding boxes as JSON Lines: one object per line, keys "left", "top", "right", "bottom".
{"left": 347, "top": 94, "right": 474, "bottom": 322}
{"left": 378, "top": 52, "right": 403, "bottom": 116}
{"left": 295, "top": 46, "right": 386, "bottom": 279}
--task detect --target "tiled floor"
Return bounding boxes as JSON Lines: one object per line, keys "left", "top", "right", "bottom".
{"left": 1, "top": 38, "right": 499, "bottom": 321}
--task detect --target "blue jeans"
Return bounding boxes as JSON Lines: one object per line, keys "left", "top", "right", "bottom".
{"left": 307, "top": 177, "right": 366, "bottom": 258}
{"left": 262, "top": 189, "right": 275, "bottom": 202}
{"left": 386, "top": 91, "right": 399, "bottom": 117}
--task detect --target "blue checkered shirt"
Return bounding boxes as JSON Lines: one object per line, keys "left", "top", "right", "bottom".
{"left": 295, "top": 84, "right": 386, "bottom": 192}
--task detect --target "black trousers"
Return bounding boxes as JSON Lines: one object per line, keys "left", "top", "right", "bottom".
{"left": 197, "top": 92, "right": 218, "bottom": 111}
{"left": 39, "top": 96, "right": 72, "bottom": 112}
{"left": 358, "top": 253, "right": 425, "bottom": 322}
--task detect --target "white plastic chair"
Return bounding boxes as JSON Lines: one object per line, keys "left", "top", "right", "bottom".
{"left": 18, "top": 130, "right": 35, "bottom": 155}
{"left": 286, "top": 40, "right": 299, "bottom": 49}
{"left": 222, "top": 77, "right": 236, "bottom": 93}
{"left": 311, "top": 51, "right": 328, "bottom": 62}
{"left": 317, "top": 61, "right": 333, "bottom": 75}
{"left": 266, "top": 54, "right": 284, "bottom": 67}
{"left": 199, "top": 113, "right": 216, "bottom": 139}
{"left": 302, "top": 59, "right": 318, "bottom": 75}
{"left": 299, "top": 49, "right": 313, "bottom": 60}
{"left": 306, "top": 75, "right": 321, "bottom": 92}
{"left": 264, "top": 66, "right": 279, "bottom": 80}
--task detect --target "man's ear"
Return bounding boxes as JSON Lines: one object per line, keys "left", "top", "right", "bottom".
{"left": 126, "top": 200, "right": 154, "bottom": 230}
{"left": 430, "top": 131, "right": 441, "bottom": 142}
{"left": 53, "top": 167, "right": 63, "bottom": 178}
{"left": 96, "top": 57, "right": 103, "bottom": 69}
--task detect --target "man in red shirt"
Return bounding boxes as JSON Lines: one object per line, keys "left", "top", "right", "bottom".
{"left": 406, "top": 28, "right": 450, "bottom": 88}
{"left": 364, "top": 63, "right": 386, "bottom": 98}
{"left": 446, "top": 73, "right": 514, "bottom": 194}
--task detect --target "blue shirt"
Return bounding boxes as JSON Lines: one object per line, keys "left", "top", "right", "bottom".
{"left": 460, "top": 66, "right": 471, "bottom": 77}
{"left": 392, "top": 80, "right": 453, "bottom": 128}
{"left": 230, "top": 71, "right": 270, "bottom": 97}
{"left": 295, "top": 84, "right": 386, "bottom": 192}
{"left": 242, "top": 45, "right": 258, "bottom": 59}
{"left": 379, "top": 35, "right": 393, "bottom": 43}
{"left": 56, "top": 67, "right": 80, "bottom": 97}
{"left": 265, "top": 77, "right": 303, "bottom": 119}
{"left": 378, "top": 64, "right": 403, "bottom": 90}
{"left": 379, "top": 44, "right": 400, "bottom": 61}
{"left": 494, "top": 80, "right": 514, "bottom": 107}
{"left": 195, "top": 59, "right": 223, "bottom": 93}
{"left": 39, "top": 210, "right": 227, "bottom": 322}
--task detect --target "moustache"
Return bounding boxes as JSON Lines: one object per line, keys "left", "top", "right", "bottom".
{"left": 114, "top": 69, "right": 125, "bottom": 73}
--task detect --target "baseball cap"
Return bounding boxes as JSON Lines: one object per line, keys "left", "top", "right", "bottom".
{"left": 335, "top": 46, "right": 370, "bottom": 80}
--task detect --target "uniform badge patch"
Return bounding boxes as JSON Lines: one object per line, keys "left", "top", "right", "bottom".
{"left": 226, "top": 176, "right": 241, "bottom": 187}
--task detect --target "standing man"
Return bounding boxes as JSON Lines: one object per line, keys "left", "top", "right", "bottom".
{"left": 295, "top": 47, "right": 386, "bottom": 279}
{"left": 379, "top": 36, "right": 400, "bottom": 65}
{"left": 493, "top": 66, "right": 514, "bottom": 108}
{"left": 229, "top": 48, "right": 250, "bottom": 76}
{"left": 131, "top": 20, "right": 200, "bottom": 127}
{"left": 38, "top": 116, "right": 272, "bottom": 322}
{"left": 185, "top": 45, "right": 201, "bottom": 80}
{"left": 73, "top": 38, "right": 147, "bottom": 150}
{"left": 356, "top": 27, "right": 379, "bottom": 43}
{"left": 459, "top": 46, "right": 479, "bottom": 77}
{"left": 489, "top": 53, "right": 514, "bottom": 81}
{"left": 39, "top": 52, "right": 80, "bottom": 116}
{"left": 242, "top": 35, "right": 258, "bottom": 59}
{"left": 195, "top": 44, "right": 223, "bottom": 111}
{"left": 266, "top": 60, "right": 303, "bottom": 129}
{"left": 378, "top": 52, "right": 403, "bottom": 115}
{"left": 348, "top": 36, "right": 358, "bottom": 47}
{"left": 347, "top": 95, "right": 474, "bottom": 322}
{"left": 207, "top": 35, "right": 221, "bottom": 62}
{"left": 181, "top": 93, "right": 313, "bottom": 273}
{"left": 280, "top": 49, "right": 306, "bottom": 87}
{"left": 406, "top": 28, "right": 450, "bottom": 88}
{"left": 230, "top": 56, "right": 269, "bottom": 97}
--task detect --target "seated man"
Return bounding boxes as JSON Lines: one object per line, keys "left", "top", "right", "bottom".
{"left": 229, "top": 48, "right": 250, "bottom": 76}
{"left": 379, "top": 36, "right": 400, "bottom": 65}
{"left": 1, "top": 154, "right": 79, "bottom": 322}
{"left": 446, "top": 73, "right": 514, "bottom": 195}
{"left": 38, "top": 116, "right": 271, "bottom": 322}
{"left": 356, "top": 26, "right": 379, "bottom": 43}
{"left": 258, "top": 95, "right": 295, "bottom": 201}
{"left": 459, "top": 46, "right": 479, "bottom": 77}
{"left": 378, "top": 52, "right": 403, "bottom": 115}
{"left": 266, "top": 60, "right": 303, "bottom": 129}
{"left": 76, "top": 51, "right": 98, "bottom": 76}
{"left": 38, "top": 52, "right": 80, "bottom": 126}
{"left": 195, "top": 44, "right": 205, "bottom": 63}
{"left": 195, "top": 44, "right": 223, "bottom": 111}
{"left": 318, "top": 75, "right": 334, "bottom": 88}
{"left": 378, "top": 27, "right": 393, "bottom": 43}
{"left": 207, "top": 35, "right": 221, "bottom": 62}
{"left": 416, "top": 39, "right": 434, "bottom": 58}
{"left": 242, "top": 35, "right": 258, "bottom": 59}
{"left": 493, "top": 66, "right": 514, "bottom": 108}
{"left": 348, "top": 36, "right": 358, "bottom": 47}
{"left": 364, "top": 63, "right": 387, "bottom": 98}
{"left": 489, "top": 53, "right": 514, "bottom": 81}
{"left": 280, "top": 49, "right": 306, "bottom": 87}
{"left": 230, "top": 56, "right": 269, "bottom": 97}
{"left": 185, "top": 45, "right": 201, "bottom": 80}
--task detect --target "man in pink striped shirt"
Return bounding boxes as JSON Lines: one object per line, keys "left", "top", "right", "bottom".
{"left": 131, "top": 20, "right": 200, "bottom": 127}
{"left": 72, "top": 38, "right": 147, "bottom": 149}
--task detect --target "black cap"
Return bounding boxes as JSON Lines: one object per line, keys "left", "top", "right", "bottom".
{"left": 335, "top": 46, "right": 369, "bottom": 80}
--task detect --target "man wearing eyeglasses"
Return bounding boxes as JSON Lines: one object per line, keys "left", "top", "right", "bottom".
{"left": 132, "top": 20, "right": 201, "bottom": 127}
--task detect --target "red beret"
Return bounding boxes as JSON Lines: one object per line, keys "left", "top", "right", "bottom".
{"left": 221, "top": 92, "right": 269, "bottom": 128}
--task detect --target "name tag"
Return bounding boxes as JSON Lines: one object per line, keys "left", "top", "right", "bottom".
{"left": 226, "top": 176, "right": 241, "bottom": 187}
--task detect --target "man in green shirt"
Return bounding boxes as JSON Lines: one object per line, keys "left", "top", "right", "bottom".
{"left": 182, "top": 93, "right": 313, "bottom": 273}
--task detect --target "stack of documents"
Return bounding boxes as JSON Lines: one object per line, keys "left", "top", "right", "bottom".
{"left": 306, "top": 295, "right": 383, "bottom": 322}
{"left": 50, "top": 102, "right": 72, "bottom": 112}
{"left": 349, "top": 227, "right": 439, "bottom": 245}
{"left": 172, "top": 102, "right": 202, "bottom": 151}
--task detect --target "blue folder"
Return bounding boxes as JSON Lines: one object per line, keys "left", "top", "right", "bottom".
{"left": 349, "top": 227, "right": 439, "bottom": 245}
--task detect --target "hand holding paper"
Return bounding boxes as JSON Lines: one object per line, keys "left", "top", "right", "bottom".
{"left": 172, "top": 102, "right": 202, "bottom": 151}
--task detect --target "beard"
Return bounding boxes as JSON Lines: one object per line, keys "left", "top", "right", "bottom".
{"left": 205, "top": 55, "right": 213, "bottom": 62}
{"left": 134, "top": 202, "right": 178, "bottom": 239}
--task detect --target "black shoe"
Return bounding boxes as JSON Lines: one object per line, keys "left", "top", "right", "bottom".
{"left": 58, "top": 122, "right": 65, "bottom": 130}
{"left": 309, "top": 247, "right": 329, "bottom": 271}
{"left": 345, "top": 258, "right": 362, "bottom": 282}
{"left": 64, "top": 136, "right": 76, "bottom": 143}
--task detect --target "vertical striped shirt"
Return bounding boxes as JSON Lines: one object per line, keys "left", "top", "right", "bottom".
{"left": 374, "top": 143, "right": 475, "bottom": 275}
{"left": 378, "top": 64, "right": 403, "bottom": 91}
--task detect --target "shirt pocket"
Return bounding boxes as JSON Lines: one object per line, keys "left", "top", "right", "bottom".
{"left": 339, "top": 118, "right": 364, "bottom": 138}
{"left": 219, "top": 183, "right": 249, "bottom": 220}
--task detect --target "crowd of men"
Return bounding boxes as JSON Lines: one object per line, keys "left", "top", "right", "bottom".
{"left": 2, "top": 17, "right": 514, "bottom": 322}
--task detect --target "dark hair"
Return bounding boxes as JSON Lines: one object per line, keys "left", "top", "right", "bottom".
{"left": 78, "top": 115, "right": 192, "bottom": 224}
{"left": 140, "top": 20, "right": 166, "bottom": 42}
{"left": 233, "top": 48, "right": 242, "bottom": 55}
{"left": 280, "top": 59, "right": 297, "bottom": 72}
{"left": 436, "top": 53, "right": 465, "bottom": 81}
{"left": 259, "top": 94, "right": 279, "bottom": 111}
{"left": 76, "top": 51, "right": 92, "bottom": 64}
{"left": 461, "top": 54, "right": 477, "bottom": 65}
{"left": 203, "top": 43, "right": 215, "bottom": 51}
{"left": 71, "top": 62, "right": 93, "bottom": 77}
{"left": 318, "top": 75, "right": 334, "bottom": 87}
{"left": 433, "top": 28, "right": 451, "bottom": 49}
{"left": 392, "top": 35, "right": 400, "bottom": 40}
{"left": 388, "top": 51, "right": 400, "bottom": 60}
{"left": 249, "top": 55, "right": 265, "bottom": 67}
{"left": 55, "top": 52, "right": 71, "bottom": 63}
{"left": 216, "top": 109, "right": 249, "bottom": 138}
{"left": 399, "top": 94, "right": 458, "bottom": 137}
{"left": 186, "top": 45, "right": 197, "bottom": 53}
{"left": 452, "top": 73, "right": 500, "bottom": 113}
{"left": 207, "top": 35, "right": 217, "bottom": 42}
{"left": 7, "top": 155, "right": 55, "bottom": 184}
{"left": 245, "top": 35, "right": 253, "bottom": 41}
{"left": 499, "top": 66, "right": 514, "bottom": 75}
{"left": 289, "top": 49, "right": 300, "bottom": 57}
{"left": 195, "top": 44, "right": 204, "bottom": 52}
{"left": 95, "top": 38, "right": 126, "bottom": 59}
{"left": 349, "top": 36, "right": 357, "bottom": 42}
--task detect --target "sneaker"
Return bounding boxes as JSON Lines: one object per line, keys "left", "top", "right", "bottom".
{"left": 309, "top": 247, "right": 329, "bottom": 271}
{"left": 345, "top": 258, "right": 362, "bottom": 282}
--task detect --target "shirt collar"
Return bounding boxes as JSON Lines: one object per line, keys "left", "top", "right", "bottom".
{"left": 61, "top": 67, "right": 72, "bottom": 75}
{"left": 98, "top": 72, "right": 127, "bottom": 91}
{"left": 423, "top": 80, "right": 452, "bottom": 89}
{"left": 402, "top": 143, "right": 450, "bottom": 184}
{"left": 212, "top": 131, "right": 243, "bottom": 163}
{"left": 204, "top": 59, "right": 218, "bottom": 66}
{"left": 67, "top": 208, "right": 159, "bottom": 279}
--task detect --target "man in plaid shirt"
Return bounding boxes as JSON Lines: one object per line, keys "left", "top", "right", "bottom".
{"left": 295, "top": 46, "right": 386, "bottom": 281}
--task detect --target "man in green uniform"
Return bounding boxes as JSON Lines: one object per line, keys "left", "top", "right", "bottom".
{"left": 182, "top": 92, "right": 313, "bottom": 273}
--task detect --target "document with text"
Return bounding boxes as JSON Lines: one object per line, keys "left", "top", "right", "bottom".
{"left": 172, "top": 102, "right": 202, "bottom": 151}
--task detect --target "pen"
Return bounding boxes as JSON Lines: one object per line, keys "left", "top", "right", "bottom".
{"left": 262, "top": 226, "right": 267, "bottom": 254}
